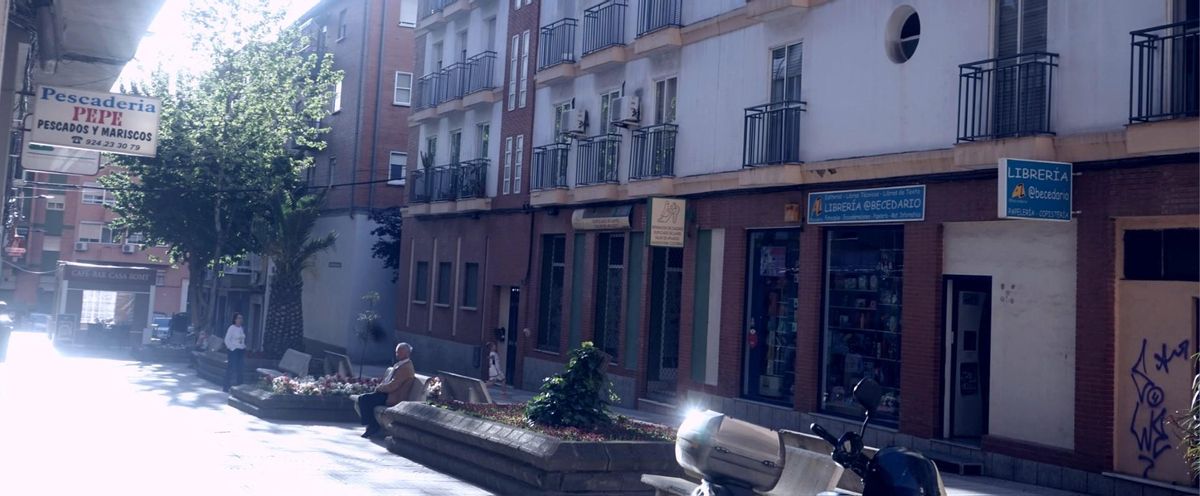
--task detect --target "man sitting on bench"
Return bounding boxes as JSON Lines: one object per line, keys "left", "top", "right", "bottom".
{"left": 355, "top": 342, "right": 416, "bottom": 438}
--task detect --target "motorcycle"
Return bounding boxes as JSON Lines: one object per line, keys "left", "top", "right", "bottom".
{"left": 641, "top": 377, "right": 945, "bottom": 496}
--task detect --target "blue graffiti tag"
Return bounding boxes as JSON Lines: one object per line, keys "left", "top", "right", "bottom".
{"left": 1129, "top": 338, "right": 1190, "bottom": 478}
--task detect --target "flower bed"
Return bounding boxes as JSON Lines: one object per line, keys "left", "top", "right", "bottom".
{"left": 228, "top": 375, "right": 380, "bottom": 423}
{"left": 265, "top": 374, "right": 380, "bottom": 396}
{"left": 434, "top": 400, "right": 675, "bottom": 442}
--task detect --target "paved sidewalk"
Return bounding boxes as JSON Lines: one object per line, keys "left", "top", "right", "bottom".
{"left": 486, "top": 383, "right": 1084, "bottom": 496}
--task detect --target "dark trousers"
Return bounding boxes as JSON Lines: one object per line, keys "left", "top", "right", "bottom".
{"left": 356, "top": 392, "right": 388, "bottom": 429}
{"left": 224, "top": 349, "right": 244, "bottom": 390}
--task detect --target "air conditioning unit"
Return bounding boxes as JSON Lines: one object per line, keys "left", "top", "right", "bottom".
{"left": 564, "top": 108, "right": 588, "bottom": 136}
{"left": 121, "top": 244, "right": 136, "bottom": 254}
{"left": 74, "top": 241, "right": 88, "bottom": 252}
{"left": 611, "top": 96, "right": 640, "bottom": 126}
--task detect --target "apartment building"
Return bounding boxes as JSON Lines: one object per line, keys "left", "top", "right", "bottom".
{"left": 397, "top": 0, "right": 538, "bottom": 380}
{"left": 400, "top": 1, "right": 1199, "bottom": 493}
{"left": 3, "top": 170, "right": 188, "bottom": 322}
{"left": 297, "top": 0, "right": 415, "bottom": 363}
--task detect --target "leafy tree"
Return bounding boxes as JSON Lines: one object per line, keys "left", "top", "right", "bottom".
{"left": 253, "top": 188, "right": 337, "bottom": 357}
{"left": 525, "top": 342, "right": 618, "bottom": 429}
{"left": 103, "top": 0, "right": 340, "bottom": 333}
{"left": 368, "top": 208, "right": 403, "bottom": 282}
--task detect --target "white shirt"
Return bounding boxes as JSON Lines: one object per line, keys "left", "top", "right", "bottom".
{"left": 224, "top": 324, "right": 246, "bottom": 351}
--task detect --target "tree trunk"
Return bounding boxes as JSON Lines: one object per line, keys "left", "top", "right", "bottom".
{"left": 263, "top": 269, "right": 304, "bottom": 358}
{"left": 187, "top": 258, "right": 207, "bottom": 330}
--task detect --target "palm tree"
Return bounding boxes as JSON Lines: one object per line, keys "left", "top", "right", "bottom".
{"left": 255, "top": 188, "right": 337, "bottom": 358}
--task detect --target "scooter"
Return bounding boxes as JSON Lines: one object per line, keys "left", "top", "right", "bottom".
{"left": 640, "top": 377, "right": 946, "bottom": 496}
{"left": 811, "top": 378, "right": 946, "bottom": 496}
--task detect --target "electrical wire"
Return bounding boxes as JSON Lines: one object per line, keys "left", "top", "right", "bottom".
{"left": 0, "top": 258, "right": 59, "bottom": 275}
{"left": 14, "top": 177, "right": 401, "bottom": 194}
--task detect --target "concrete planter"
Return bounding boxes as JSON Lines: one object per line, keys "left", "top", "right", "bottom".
{"left": 380, "top": 402, "right": 684, "bottom": 495}
{"left": 227, "top": 385, "right": 359, "bottom": 423}
{"left": 193, "top": 351, "right": 278, "bottom": 385}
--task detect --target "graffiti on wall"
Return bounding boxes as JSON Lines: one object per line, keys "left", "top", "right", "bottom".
{"left": 1128, "top": 338, "right": 1190, "bottom": 478}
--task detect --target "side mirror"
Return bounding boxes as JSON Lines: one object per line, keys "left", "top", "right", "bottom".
{"left": 853, "top": 378, "right": 883, "bottom": 416}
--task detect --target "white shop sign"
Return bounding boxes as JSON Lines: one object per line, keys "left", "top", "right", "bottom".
{"left": 30, "top": 85, "right": 161, "bottom": 157}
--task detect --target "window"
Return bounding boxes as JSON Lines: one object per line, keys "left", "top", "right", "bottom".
{"left": 394, "top": 72, "right": 413, "bottom": 105}
{"left": 82, "top": 183, "right": 112, "bottom": 205}
{"left": 513, "top": 135, "right": 524, "bottom": 193}
{"left": 126, "top": 232, "right": 146, "bottom": 244}
{"left": 46, "top": 199, "right": 64, "bottom": 210}
{"left": 81, "top": 290, "right": 116, "bottom": 325}
{"left": 462, "top": 263, "right": 479, "bottom": 308}
{"left": 770, "top": 42, "right": 802, "bottom": 102}
{"left": 485, "top": 18, "right": 497, "bottom": 51}
{"left": 425, "top": 136, "right": 438, "bottom": 164}
{"left": 436, "top": 261, "right": 453, "bottom": 305}
{"left": 399, "top": 0, "right": 417, "bottom": 27}
{"left": 1124, "top": 229, "right": 1200, "bottom": 281}
{"left": 554, "top": 101, "right": 574, "bottom": 141}
{"left": 538, "top": 235, "right": 566, "bottom": 351}
{"left": 508, "top": 35, "right": 519, "bottom": 111}
{"left": 413, "top": 261, "right": 429, "bottom": 303}
{"left": 503, "top": 137, "right": 513, "bottom": 194}
{"left": 332, "top": 79, "right": 343, "bottom": 113}
{"left": 599, "top": 89, "right": 622, "bottom": 134}
{"left": 432, "top": 41, "right": 444, "bottom": 70}
{"left": 449, "top": 129, "right": 463, "bottom": 164}
{"left": 327, "top": 155, "right": 337, "bottom": 186}
{"left": 655, "top": 77, "right": 678, "bottom": 124}
{"left": 337, "top": 9, "right": 347, "bottom": 40}
{"left": 519, "top": 30, "right": 531, "bottom": 108}
{"left": 476, "top": 123, "right": 490, "bottom": 159}
{"left": 156, "top": 270, "right": 166, "bottom": 287}
{"left": 39, "top": 250, "right": 59, "bottom": 272}
{"left": 886, "top": 7, "right": 920, "bottom": 63}
{"left": 993, "top": 0, "right": 1047, "bottom": 136}
{"left": 593, "top": 233, "right": 625, "bottom": 361}
{"left": 388, "top": 152, "right": 407, "bottom": 185}
{"left": 77, "top": 222, "right": 104, "bottom": 243}
{"left": 456, "top": 30, "right": 468, "bottom": 62}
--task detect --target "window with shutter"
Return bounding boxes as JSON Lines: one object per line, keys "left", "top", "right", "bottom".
{"left": 508, "top": 36, "right": 519, "bottom": 111}
{"left": 994, "top": 0, "right": 1048, "bottom": 136}
{"left": 770, "top": 43, "right": 802, "bottom": 103}
{"left": 514, "top": 135, "right": 524, "bottom": 193}
{"left": 519, "top": 30, "right": 531, "bottom": 108}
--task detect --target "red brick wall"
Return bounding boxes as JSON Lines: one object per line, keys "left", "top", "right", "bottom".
{"left": 495, "top": 0, "right": 539, "bottom": 211}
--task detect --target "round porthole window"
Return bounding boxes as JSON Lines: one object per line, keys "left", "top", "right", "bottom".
{"left": 886, "top": 6, "right": 920, "bottom": 63}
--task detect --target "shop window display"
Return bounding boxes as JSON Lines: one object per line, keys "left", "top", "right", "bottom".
{"left": 743, "top": 230, "right": 801, "bottom": 404}
{"left": 821, "top": 227, "right": 903, "bottom": 425}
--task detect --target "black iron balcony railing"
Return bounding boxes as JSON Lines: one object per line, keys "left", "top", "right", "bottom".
{"left": 583, "top": 0, "right": 627, "bottom": 55}
{"left": 957, "top": 52, "right": 1059, "bottom": 142}
{"left": 464, "top": 51, "right": 498, "bottom": 95}
{"left": 1130, "top": 20, "right": 1200, "bottom": 123}
{"left": 538, "top": 19, "right": 578, "bottom": 70}
{"left": 438, "top": 62, "right": 466, "bottom": 104}
{"left": 743, "top": 101, "right": 805, "bottom": 167}
{"left": 414, "top": 73, "right": 440, "bottom": 110}
{"left": 637, "top": 0, "right": 682, "bottom": 37}
{"left": 456, "top": 159, "right": 488, "bottom": 199}
{"left": 418, "top": 0, "right": 450, "bottom": 20}
{"left": 576, "top": 134, "right": 622, "bottom": 186}
{"left": 533, "top": 143, "right": 571, "bottom": 190}
{"left": 630, "top": 123, "right": 677, "bottom": 179}
{"left": 430, "top": 164, "right": 458, "bottom": 202}
{"left": 409, "top": 168, "right": 431, "bottom": 203}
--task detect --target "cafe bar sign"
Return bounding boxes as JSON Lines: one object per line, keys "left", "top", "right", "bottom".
{"left": 63, "top": 263, "right": 155, "bottom": 285}
{"left": 807, "top": 185, "right": 926, "bottom": 225}
{"left": 647, "top": 197, "right": 686, "bottom": 248}
{"left": 998, "top": 158, "right": 1072, "bottom": 222}
{"left": 30, "top": 85, "right": 161, "bottom": 158}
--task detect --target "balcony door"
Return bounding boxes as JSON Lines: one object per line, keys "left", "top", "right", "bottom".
{"left": 993, "top": 0, "right": 1047, "bottom": 137}
{"left": 1174, "top": 0, "right": 1199, "bottom": 118}
{"left": 765, "top": 43, "right": 802, "bottom": 164}
{"left": 450, "top": 129, "right": 463, "bottom": 165}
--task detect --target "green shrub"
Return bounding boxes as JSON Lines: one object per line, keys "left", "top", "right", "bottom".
{"left": 525, "top": 342, "right": 618, "bottom": 429}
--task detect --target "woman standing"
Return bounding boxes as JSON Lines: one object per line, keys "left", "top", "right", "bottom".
{"left": 223, "top": 313, "right": 246, "bottom": 392}
{"left": 486, "top": 342, "right": 510, "bottom": 400}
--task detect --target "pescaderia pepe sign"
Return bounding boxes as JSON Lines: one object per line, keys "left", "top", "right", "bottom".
{"left": 30, "top": 85, "right": 162, "bottom": 158}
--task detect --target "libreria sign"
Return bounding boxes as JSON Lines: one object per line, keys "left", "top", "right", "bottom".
{"left": 29, "top": 85, "right": 162, "bottom": 158}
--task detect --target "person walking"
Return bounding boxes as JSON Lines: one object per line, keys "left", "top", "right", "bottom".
{"left": 485, "top": 341, "right": 509, "bottom": 400}
{"left": 223, "top": 313, "right": 246, "bottom": 392}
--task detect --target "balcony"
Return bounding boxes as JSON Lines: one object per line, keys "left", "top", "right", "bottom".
{"left": 409, "top": 168, "right": 432, "bottom": 203}
{"left": 436, "top": 62, "right": 466, "bottom": 113}
{"left": 956, "top": 52, "right": 1058, "bottom": 142}
{"left": 630, "top": 124, "right": 677, "bottom": 179}
{"left": 576, "top": 134, "right": 621, "bottom": 185}
{"left": 634, "top": 0, "right": 682, "bottom": 56}
{"left": 580, "top": 1, "right": 628, "bottom": 73}
{"left": 408, "top": 160, "right": 490, "bottom": 214}
{"left": 416, "top": 0, "right": 450, "bottom": 30}
{"left": 532, "top": 143, "right": 571, "bottom": 190}
{"left": 411, "top": 73, "right": 441, "bottom": 122}
{"left": 743, "top": 101, "right": 805, "bottom": 167}
{"left": 1130, "top": 20, "right": 1199, "bottom": 123}
{"left": 536, "top": 19, "right": 578, "bottom": 86}
{"left": 463, "top": 51, "right": 500, "bottom": 108}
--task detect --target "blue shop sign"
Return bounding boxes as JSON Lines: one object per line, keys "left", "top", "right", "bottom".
{"left": 807, "top": 185, "right": 926, "bottom": 225}
{"left": 999, "top": 158, "right": 1072, "bottom": 222}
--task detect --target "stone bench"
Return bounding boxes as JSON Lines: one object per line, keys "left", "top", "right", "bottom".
{"left": 323, "top": 351, "right": 355, "bottom": 378}
{"left": 350, "top": 373, "right": 430, "bottom": 427}
{"left": 436, "top": 370, "right": 493, "bottom": 404}
{"left": 255, "top": 348, "right": 312, "bottom": 379}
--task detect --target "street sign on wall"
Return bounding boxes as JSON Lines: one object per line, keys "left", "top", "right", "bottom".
{"left": 807, "top": 185, "right": 926, "bottom": 225}
{"left": 647, "top": 197, "right": 686, "bottom": 247}
{"left": 30, "top": 85, "right": 161, "bottom": 157}
{"left": 998, "top": 158, "right": 1073, "bottom": 222}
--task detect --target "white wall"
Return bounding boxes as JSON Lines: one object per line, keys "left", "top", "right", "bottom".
{"left": 943, "top": 220, "right": 1077, "bottom": 450}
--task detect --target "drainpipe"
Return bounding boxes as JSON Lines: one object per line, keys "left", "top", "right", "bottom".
{"left": 366, "top": 0, "right": 388, "bottom": 211}
{"left": 348, "top": 0, "right": 368, "bottom": 218}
